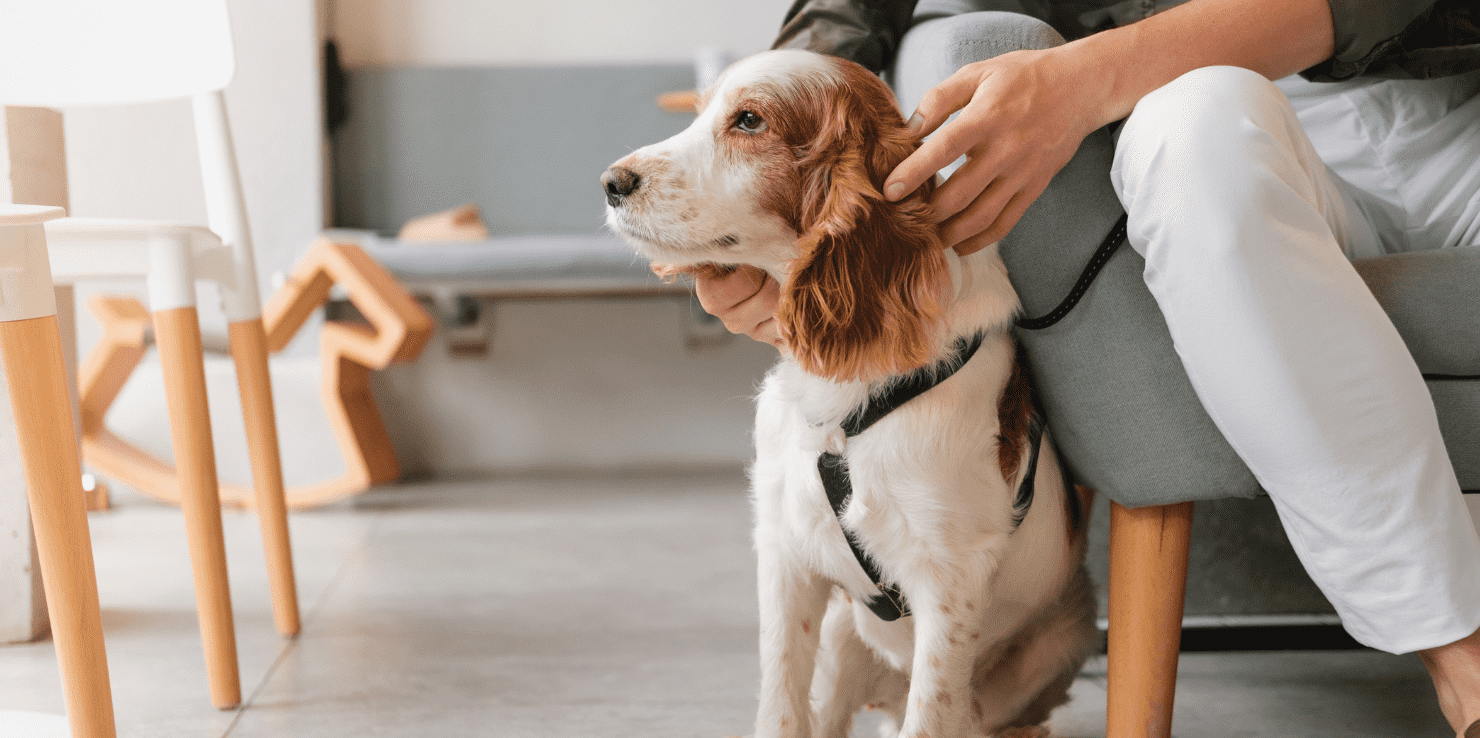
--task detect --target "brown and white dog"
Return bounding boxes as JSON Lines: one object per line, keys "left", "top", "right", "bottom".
{"left": 602, "top": 49, "right": 1097, "bottom": 738}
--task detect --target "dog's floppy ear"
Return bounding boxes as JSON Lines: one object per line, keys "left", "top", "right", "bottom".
{"left": 777, "top": 87, "right": 948, "bottom": 383}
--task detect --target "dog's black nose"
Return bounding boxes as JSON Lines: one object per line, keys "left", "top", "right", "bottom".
{"left": 601, "top": 166, "right": 641, "bottom": 207}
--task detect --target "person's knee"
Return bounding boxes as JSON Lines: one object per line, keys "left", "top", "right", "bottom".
{"left": 1117, "top": 66, "right": 1288, "bottom": 178}
{"left": 1113, "top": 66, "right": 1299, "bottom": 216}
{"left": 1113, "top": 67, "right": 1300, "bottom": 264}
{"left": 893, "top": 12, "right": 1063, "bottom": 111}
{"left": 922, "top": 10, "right": 1063, "bottom": 68}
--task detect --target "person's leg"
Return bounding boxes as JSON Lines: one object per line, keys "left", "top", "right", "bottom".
{"left": 1112, "top": 65, "right": 1480, "bottom": 728}
{"left": 1284, "top": 67, "right": 1480, "bottom": 737}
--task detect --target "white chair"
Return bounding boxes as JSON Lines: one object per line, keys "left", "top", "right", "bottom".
{"left": 0, "top": 0, "right": 300, "bottom": 715}
{"left": 0, "top": 204, "right": 115, "bottom": 738}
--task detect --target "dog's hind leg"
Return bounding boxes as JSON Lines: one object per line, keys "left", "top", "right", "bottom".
{"left": 810, "top": 590, "right": 904, "bottom": 738}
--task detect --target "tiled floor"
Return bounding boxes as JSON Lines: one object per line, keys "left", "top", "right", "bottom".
{"left": 0, "top": 472, "right": 1457, "bottom": 737}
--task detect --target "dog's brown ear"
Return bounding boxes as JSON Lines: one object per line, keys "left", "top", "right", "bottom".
{"left": 778, "top": 97, "right": 948, "bottom": 383}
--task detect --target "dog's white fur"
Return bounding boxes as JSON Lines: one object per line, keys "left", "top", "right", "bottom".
{"left": 605, "top": 49, "right": 1097, "bottom": 738}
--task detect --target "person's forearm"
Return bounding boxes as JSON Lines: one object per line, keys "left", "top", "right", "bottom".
{"left": 1067, "top": 0, "right": 1336, "bottom": 129}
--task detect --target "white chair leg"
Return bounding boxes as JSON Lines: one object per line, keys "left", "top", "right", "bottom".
{"left": 0, "top": 206, "right": 117, "bottom": 738}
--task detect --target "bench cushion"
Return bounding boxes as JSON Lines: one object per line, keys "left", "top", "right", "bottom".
{"left": 337, "top": 230, "right": 680, "bottom": 296}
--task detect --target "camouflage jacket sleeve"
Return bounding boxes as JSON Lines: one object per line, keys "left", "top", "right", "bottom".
{"left": 1303, "top": 0, "right": 1480, "bottom": 81}
{"left": 771, "top": 0, "right": 922, "bottom": 73}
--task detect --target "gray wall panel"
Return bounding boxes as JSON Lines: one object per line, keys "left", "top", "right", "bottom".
{"left": 333, "top": 65, "right": 696, "bottom": 234}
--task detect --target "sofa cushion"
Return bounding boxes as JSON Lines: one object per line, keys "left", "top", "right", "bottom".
{"left": 1433, "top": 379, "right": 1480, "bottom": 490}
{"left": 1352, "top": 246, "right": 1480, "bottom": 377}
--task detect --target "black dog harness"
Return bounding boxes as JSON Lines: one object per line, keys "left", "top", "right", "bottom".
{"left": 816, "top": 213, "right": 1124, "bottom": 622}
{"left": 816, "top": 331, "right": 1047, "bottom": 622}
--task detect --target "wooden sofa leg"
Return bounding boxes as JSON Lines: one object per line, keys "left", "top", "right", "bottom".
{"left": 1107, "top": 500, "right": 1194, "bottom": 738}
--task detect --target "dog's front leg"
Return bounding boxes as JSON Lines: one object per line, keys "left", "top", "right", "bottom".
{"left": 755, "top": 545, "right": 831, "bottom": 738}
{"left": 895, "top": 579, "right": 989, "bottom": 738}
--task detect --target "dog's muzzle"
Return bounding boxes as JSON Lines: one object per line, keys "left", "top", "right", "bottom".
{"left": 601, "top": 166, "right": 641, "bottom": 207}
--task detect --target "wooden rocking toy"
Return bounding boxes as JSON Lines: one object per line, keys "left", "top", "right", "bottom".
{"left": 81, "top": 237, "right": 433, "bottom": 511}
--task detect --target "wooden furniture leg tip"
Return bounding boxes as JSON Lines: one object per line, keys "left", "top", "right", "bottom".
{"left": 83, "top": 474, "right": 111, "bottom": 511}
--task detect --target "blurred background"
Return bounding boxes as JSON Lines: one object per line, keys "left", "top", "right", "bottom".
{"left": 65, "top": 0, "right": 798, "bottom": 486}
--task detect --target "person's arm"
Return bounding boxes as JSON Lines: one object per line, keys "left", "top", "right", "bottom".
{"left": 884, "top": 0, "right": 1337, "bottom": 255}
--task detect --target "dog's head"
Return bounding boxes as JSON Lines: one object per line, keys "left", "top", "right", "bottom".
{"left": 602, "top": 49, "right": 948, "bottom": 383}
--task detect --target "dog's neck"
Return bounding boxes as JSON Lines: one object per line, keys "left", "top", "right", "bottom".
{"left": 776, "top": 244, "right": 1021, "bottom": 429}
{"left": 939, "top": 244, "right": 1021, "bottom": 344}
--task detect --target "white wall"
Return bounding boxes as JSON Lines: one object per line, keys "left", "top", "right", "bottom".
{"left": 329, "top": 0, "right": 795, "bottom": 68}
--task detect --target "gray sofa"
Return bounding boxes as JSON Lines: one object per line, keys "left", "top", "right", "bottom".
{"left": 995, "top": 87, "right": 1478, "bottom": 738}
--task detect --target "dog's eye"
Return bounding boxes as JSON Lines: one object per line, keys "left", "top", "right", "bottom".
{"left": 735, "top": 111, "right": 766, "bottom": 134}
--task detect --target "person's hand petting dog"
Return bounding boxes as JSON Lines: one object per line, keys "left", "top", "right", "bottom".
{"left": 884, "top": 45, "right": 1102, "bottom": 257}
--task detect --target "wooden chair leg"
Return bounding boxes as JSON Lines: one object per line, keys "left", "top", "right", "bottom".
{"left": 228, "top": 317, "right": 300, "bottom": 637}
{"left": 153, "top": 306, "right": 241, "bottom": 709}
{"left": 0, "top": 315, "right": 117, "bottom": 738}
{"left": 1106, "top": 500, "right": 1194, "bottom": 738}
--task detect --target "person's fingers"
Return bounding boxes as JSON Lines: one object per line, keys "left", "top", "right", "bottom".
{"left": 885, "top": 68, "right": 986, "bottom": 202}
{"left": 944, "top": 177, "right": 1049, "bottom": 257}
{"left": 694, "top": 264, "right": 766, "bottom": 316}
{"left": 725, "top": 273, "right": 782, "bottom": 341}
{"left": 906, "top": 64, "right": 983, "bottom": 139}
{"left": 694, "top": 265, "right": 785, "bottom": 347}
{"left": 939, "top": 174, "right": 1017, "bottom": 248}
{"left": 951, "top": 230, "right": 998, "bottom": 257}
{"left": 751, "top": 317, "right": 786, "bottom": 349}
{"left": 927, "top": 151, "right": 1000, "bottom": 224}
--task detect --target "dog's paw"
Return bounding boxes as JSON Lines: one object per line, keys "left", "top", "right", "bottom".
{"left": 994, "top": 726, "right": 1052, "bottom": 738}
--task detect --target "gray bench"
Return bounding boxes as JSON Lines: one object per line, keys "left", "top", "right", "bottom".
{"left": 324, "top": 230, "right": 691, "bottom": 354}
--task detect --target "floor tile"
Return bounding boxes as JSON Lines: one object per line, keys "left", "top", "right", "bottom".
{"left": 0, "top": 472, "right": 1461, "bottom": 738}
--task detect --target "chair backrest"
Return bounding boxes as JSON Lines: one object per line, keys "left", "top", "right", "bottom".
{"left": 0, "top": 0, "right": 234, "bottom": 107}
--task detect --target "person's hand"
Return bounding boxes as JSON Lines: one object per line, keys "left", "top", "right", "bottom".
{"left": 884, "top": 46, "right": 1107, "bottom": 256}
{"left": 673, "top": 264, "right": 787, "bottom": 349}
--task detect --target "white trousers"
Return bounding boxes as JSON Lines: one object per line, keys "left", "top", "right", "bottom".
{"left": 1111, "top": 65, "right": 1480, "bottom": 653}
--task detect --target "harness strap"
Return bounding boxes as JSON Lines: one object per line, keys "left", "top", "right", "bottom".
{"left": 816, "top": 332, "right": 985, "bottom": 622}
{"left": 818, "top": 451, "right": 910, "bottom": 621}
{"left": 840, "top": 332, "right": 985, "bottom": 436}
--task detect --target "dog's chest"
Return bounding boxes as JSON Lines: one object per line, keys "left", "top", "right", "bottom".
{"left": 753, "top": 349, "right": 1016, "bottom": 596}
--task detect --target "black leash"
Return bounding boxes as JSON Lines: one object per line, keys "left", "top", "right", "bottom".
{"left": 1015, "top": 213, "right": 1129, "bottom": 330}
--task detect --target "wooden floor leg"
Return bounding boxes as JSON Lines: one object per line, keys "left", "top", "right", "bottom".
{"left": 228, "top": 318, "right": 300, "bottom": 637}
{"left": 153, "top": 307, "right": 241, "bottom": 709}
{"left": 0, "top": 315, "right": 117, "bottom": 738}
{"left": 1106, "top": 500, "right": 1194, "bottom": 738}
